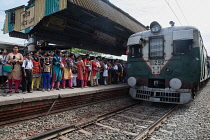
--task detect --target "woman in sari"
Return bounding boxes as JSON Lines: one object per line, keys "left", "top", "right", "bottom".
{"left": 83, "top": 54, "right": 90, "bottom": 87}
{"left": 51, "top": 50, "right": 62, "bottom": 90}
{"left": 90, "top": 56, "right": 99, "bottom": 86}
{"left": 76, "top": 56, "right": 85, "bottom": 88}
{"left": 6, "top": 45, "right": 24, "bottom": 93}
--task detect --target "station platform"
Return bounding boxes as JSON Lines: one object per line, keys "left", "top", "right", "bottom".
{"left": 0, "top": 84, "right": 129, "bottom": 126}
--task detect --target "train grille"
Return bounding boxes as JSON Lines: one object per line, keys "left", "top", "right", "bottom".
{"left": 136, "top": 90, "right": 154, "bottom": 100}
{"left": 136, "top": 90, "right": 180, "bottom": 103}
{"left": 156, "top": 92, "right": 180, "bottom": 103}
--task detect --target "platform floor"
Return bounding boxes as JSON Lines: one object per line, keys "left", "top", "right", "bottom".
{"left": 0, "top": 84, "right": 129, "bottom": 106}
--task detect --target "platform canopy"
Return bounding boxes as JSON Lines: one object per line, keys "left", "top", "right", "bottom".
{"left": 3, "top": 0, "right": 146, "bottom": 55}
{"left": 0, "top": 41, "right": 25, "bottom": 52}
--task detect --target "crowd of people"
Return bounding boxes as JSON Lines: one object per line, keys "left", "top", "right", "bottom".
{"left": 0, "top": 45, "right": 127, "bottom": 95}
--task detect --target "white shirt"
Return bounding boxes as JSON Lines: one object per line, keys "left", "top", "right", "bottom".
{"left": 103, "top": 64, "right": 108, "bottom": 77}
{"left": 22, "top": 59, "right": 33, "bottom": 69}
{"left": 113, "top": 65, "right": 118, "bottom": 70}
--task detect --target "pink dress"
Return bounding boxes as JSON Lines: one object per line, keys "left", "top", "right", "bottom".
{"left": 83, "top": 59, "right": 89, "bottom": 81}
{"left": 76, "top": 60, "right": 85, "bottom": 80}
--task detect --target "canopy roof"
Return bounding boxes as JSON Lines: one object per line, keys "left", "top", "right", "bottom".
{"left": 4, "top": 0, "right": 146, "bottom": 55}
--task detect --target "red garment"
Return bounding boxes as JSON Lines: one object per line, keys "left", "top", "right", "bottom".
{"left": 77, "top": 60, "right": 85, "bottom": 80}
{"left": 83, "top": 59, "right": 89, "bottom": 80}
{"left": 92, "top": 60, "right": 98, "bottom": 76}
{"left": 32, "top": 59, "right": 40, "bottom": 74}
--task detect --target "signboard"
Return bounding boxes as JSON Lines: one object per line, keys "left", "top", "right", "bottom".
{"left": 151, "top": 65, "right": 161, "bottom": 75}
{"left": 21, "top": 7, "right": 35, "bottom": 30}
{"left": 93, "top": 30, "right": 116, "bottom": 46}
{"left": 43, "top": 16, "right": 66, "bottom": 31}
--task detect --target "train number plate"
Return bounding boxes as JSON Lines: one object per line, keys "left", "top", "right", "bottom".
{"left": 150, "top": 60, "right": 164, "bottom": 65}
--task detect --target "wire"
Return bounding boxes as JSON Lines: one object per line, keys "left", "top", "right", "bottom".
{"left": 174, "top": 0, "right": 189, "bottom": 25}
{"left": 164, "top": 0, "right": 182, "bottom": 25}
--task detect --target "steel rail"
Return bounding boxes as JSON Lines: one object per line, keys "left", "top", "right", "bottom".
{"left": 25, "top": 102, "right": 141, "bottom": 140}
{"left": 0, "top": 96, "right": 129, "bottom": 127}
{"left": 132, "top": 105, "right": 180, "bottom": 140}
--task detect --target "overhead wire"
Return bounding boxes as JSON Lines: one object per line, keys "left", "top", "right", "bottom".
{"left": 174, "top": 0, "right": 189, "bottom": 25}
{"left": 164, "top": 0, "right": 182, "bottom": 25}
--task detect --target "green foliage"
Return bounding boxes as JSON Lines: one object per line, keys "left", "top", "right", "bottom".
{"left": 106, "top": 56, "right": 114, "bottom": 59}
{"left": 71, "top": 48, "right": 102, "bottom": 55}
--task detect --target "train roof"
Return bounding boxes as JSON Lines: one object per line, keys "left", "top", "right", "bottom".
{"left": 130, "top": 26, "right": 199, "bottom": 38}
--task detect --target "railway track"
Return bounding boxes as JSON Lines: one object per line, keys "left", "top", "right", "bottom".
{"left": 25, "top": 102, "right": 179, "bottom": 140}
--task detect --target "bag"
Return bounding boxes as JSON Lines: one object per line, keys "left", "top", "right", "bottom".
{"left": 3, "top": 64, "right": 12, "bottom": 73}
{"left": 88, "top": 67, "right": 92, "bottom": 71}
{"left": 93, "top": 67, "right": 100, "bottom": 71}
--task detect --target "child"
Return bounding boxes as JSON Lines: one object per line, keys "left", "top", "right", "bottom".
{"left": 31, "top": 51, "right": 41, "bottom": 91}
{"left": 103, "top": 61, "right": 109, "bottom": 85}
{"left": 22, "top": 53, "right": 33, "bottom": 94}
{"left": 42, "top": 57, "right": 52, "bottom": 92}
{"left": 61, "top": 52, "right": 74, "bottom": 89}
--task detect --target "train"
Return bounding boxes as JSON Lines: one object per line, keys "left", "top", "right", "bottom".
{"left": 126, "top": 21, "right": 209, "bottom": 104}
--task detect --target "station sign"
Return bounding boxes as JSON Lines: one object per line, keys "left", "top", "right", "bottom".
{"left": 93, "top": 30, "right": 116, "bottom": 46}
{"left": 43, "top": 16, "right": 66, "bottom": 31}
{"left": 20, "top": 7, "right": 35, "bottom": 30}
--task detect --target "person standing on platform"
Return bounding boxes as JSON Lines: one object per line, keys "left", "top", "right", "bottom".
{"left": 112, "top": 60, "right": 119, "bottom": 84}
{"left": 122, "top": 61, "right": 127, "bottom": 83}
{"left": 31, "top": 51, "right": 41, "bottom": 91}
{"left": 49, "top": 51, "right": 54, "bottom": 64}
{"left": 95, "top": 56, "right": 101, "bottom": 86}
{"left": 42, "top": 57, "right": 52, "bottom": 92}
{"left": 103, "top": 60, "right": 109, "bottom": 85}
{"left": 71, "top": 54, "right": 77, "bottom": 87}
{"left": 90, "top": 56, "right": 98, "bottom": 86}
{"left": 107, "top": 59, "right": 112, "bottom": 85}
{"left": 99, "top": 57, "right": 105, "bottom": 85}
{"left": 76, "top": 56, "right": 85, "bottom": 88}
{"left": 0, "top": 49, "right": 8, "bottom": 85}
{"left": 118, "top": 60, "right": 123, "bottom": 83}
{"left": 51, "top": 50, "right": 63, "bottom": 90}
{"left": 61, "top": 51, "right": 74, "bottom": 89}
{"left": 22, "top": 53, "right": 33, "bottom": 94}
{"left": 6, "top": 45, "right": 24, "bottom": 93}
{"left": 83, "top": 54, "right": 91, "bottom": 87}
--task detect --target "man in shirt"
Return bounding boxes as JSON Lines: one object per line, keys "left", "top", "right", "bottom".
{"left": 22, "top": 53, "right": 33, "bottom": 94}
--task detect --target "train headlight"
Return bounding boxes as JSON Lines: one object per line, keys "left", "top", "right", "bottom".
{"left": 150, "top": 21, "right": 162, "bottom": 34}
{"left": 128, "top": 77, "right": 136, "bottom": 87}
{"left": 169, "top": 78, "right": 182, "bottom": 90}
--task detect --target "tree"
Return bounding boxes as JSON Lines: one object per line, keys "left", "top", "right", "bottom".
{"left": 71, "top": 48, "right": 102, "bottom": 55}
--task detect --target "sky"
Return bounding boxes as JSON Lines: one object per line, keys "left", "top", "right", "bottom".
{"left": 0, "top": 0, "right": 210, "bottom": 54}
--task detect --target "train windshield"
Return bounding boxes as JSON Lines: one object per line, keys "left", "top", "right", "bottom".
{"left": 129, "top": 45, "right": 141, "bottom": 58}
{"left": 149, "top": 37, "right": 164, "bottom": 59}
{"left": 174, "top": 40, "right": 193, "bottom": 54}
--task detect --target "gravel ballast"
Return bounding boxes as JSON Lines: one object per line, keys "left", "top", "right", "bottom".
{"left": 149, "top": 83, "right": 210, "bottom": 140}
{"left": 0, "top": 97, "right": 134, "bottom": 140}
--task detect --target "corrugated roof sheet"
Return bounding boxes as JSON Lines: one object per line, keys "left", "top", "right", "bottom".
{"left": 70, "top": 0, "right": 146, "bottom": 33}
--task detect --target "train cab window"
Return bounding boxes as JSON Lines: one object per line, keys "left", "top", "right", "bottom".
{"left": 174, "top": 40, "right": 193, "bottom": 54}
{"left": 129, "top": 45, "right": 142, "bottom": 58}
{"left": 149, "top": 37, "right": 164, "bottom": 59}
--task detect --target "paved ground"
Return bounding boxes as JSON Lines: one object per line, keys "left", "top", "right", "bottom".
{"left": 0, "top": 83, "right": 129, "bottom": 106}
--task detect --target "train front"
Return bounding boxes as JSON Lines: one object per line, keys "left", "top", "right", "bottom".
{"left": 126, "top": 21, "right": 203, "bottom": 104}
